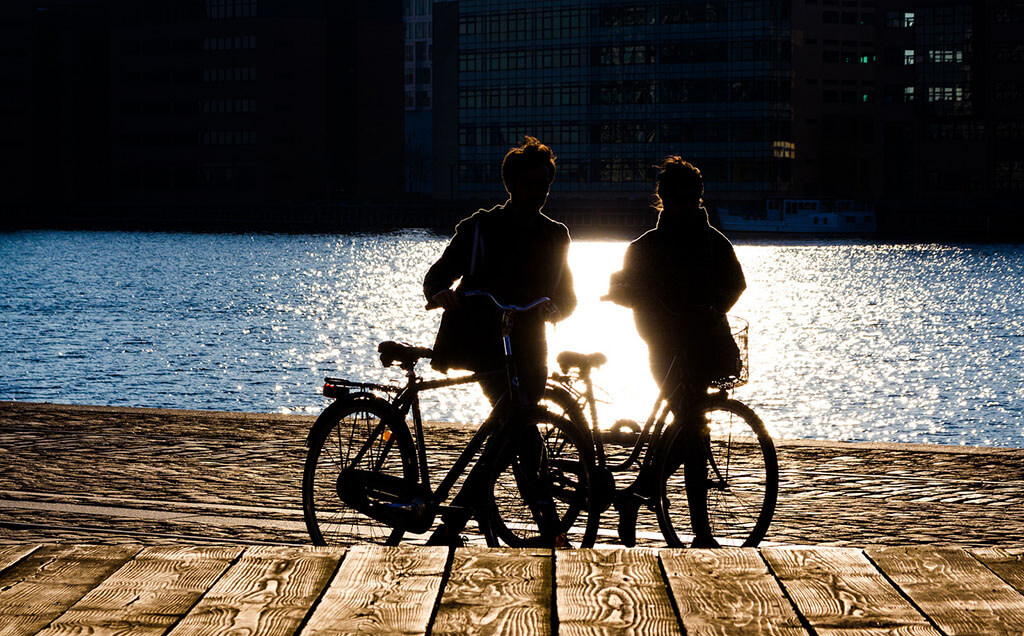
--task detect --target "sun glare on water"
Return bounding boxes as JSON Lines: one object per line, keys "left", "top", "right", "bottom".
{"left": 547, "top": 241, "right": 661, "bottom": 428}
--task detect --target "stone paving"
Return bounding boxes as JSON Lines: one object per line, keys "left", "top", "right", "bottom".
{"left": 1, "top": 401, "right": 1022, "bottom": 547}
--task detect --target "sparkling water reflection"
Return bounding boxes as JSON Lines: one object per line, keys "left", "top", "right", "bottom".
{"left": 1, "top": 231, "right": 1021, "bottom": 447}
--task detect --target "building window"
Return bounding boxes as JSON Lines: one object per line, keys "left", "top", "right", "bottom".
{"left": 927, "top": 85, "right": 965, "bottom": 102}
{"left": 928, "top": 49, "right": 963, "bottom": 63}
{"left": 204, "top": 0, "right": 257, "bottom": 20}
{"left": 994, "top": 162, "right": 1024, "bottom": 191}
{"left": 904, "top": 49, "right": 915, "bottom": 65}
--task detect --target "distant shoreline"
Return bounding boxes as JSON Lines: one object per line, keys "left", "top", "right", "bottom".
{"left": 3, "top": 201, "right": 1022, "bottom": 241}
{"left": 4, "top": 400, "right": 1022, "bottom": 453}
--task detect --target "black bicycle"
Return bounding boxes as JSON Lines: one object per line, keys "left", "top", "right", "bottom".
{"left": 302, "top": 291, "right": 599, "bottom": 547}
{"left": 543, "top": 310, "right": 778, "bottom": 548}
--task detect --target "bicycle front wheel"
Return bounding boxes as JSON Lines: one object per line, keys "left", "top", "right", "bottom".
{"left": 303, "top": 397, "right": 417, "bottom": 546}
{"left": 655, "top": 399, "right": 777, "bottom": 548}
{"left": 486, "top": 410, "right": 599, "bottom": 548}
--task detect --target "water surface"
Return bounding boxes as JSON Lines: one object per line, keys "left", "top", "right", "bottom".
{"left": 1, "top": 230, "right": 1021, "bottom": 447}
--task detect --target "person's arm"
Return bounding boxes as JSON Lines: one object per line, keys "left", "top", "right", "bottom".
{"left": 424, "top": 218, "right": 474, "bottom": 309}
{"left": 710, "top": 240, "right": 746, "bottom": 313}
{"left": 548, "top": 236, "right": 576, "bottom": 322}
{"left": 605, "top": 242, "right": 642, "bottom": 307}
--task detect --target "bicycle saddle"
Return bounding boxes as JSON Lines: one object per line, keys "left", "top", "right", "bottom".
{"left": 378, "top": 341, "right": 433, "bottom": 368}
{"left": 556, "top": 351, "right": 607, "bottom": 373}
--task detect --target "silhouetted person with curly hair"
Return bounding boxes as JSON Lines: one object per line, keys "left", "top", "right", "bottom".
{"left": 423, "top": 136, "right": 576, "bottom": 545}
{"left": 607, "top": 157, "right": 746, "bottom": 548}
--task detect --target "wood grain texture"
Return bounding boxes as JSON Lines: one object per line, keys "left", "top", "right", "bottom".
{"left": 763, "top": 546, "right": 939, "bottom": 635}
{"left": 556, "top": 548, "right": 681, "bottom": 636}
{"left": 167, "top": 545, "right": 344, "bottom": 636}
{"left": 301, "top": 544, "right": 449, "bottom": 636}
{"left": 0, "top": 545, "right": 40, "bottom": 576}
{"left": 0, "top": 544, "right": 142, "bottom": 636}
{"left": 867, "top": 546, "right": 1024, "bottom": 635}
{"left": 432, "top": 547, "right": 551, "bottom": 636}
{"left": 971, "top": 548, "right": 1024, "bottom": 595}
{"left": 35, "top": 545, "right": 243, "bottom": 636}
{"left": 662, "top": 548, "right": 806, "bottom": 636}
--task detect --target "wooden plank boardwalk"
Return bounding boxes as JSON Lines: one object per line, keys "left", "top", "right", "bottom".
{"left": 1, "top": 544, "right": 1022, "bottom": 635}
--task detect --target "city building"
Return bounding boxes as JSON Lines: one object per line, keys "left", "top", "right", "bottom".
{"left": 404, "top": 0, "right": 434, "bottom": 193}
{"left": 874, "top": 2, "right": 1024, "bottom": 228}
{"left": 440, "top": 0, "right": 794, "bottom": 214}
{"left": 0, "top": 1, "right": 35, "bottom": 208}
{"left": 5, "top": 0, "right": 404, "bottom": 223}
{"left": 426, "top": 0, "right": 1023, "bottom": 233}
{"left": 107, "top": 0, "right": 404, "bottom": 206}
{"left": 3, "top": 0, "right": 1021, "bottom": 233}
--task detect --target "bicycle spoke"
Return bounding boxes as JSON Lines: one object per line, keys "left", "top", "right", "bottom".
{"left": 488, "top": 411, "right": 596, "bottom": 547}
{"left": 656, "top": 400, "right": 777, "bottom": 548}
{"left": 303, "top": 400, "right": 414, "bottom": 546}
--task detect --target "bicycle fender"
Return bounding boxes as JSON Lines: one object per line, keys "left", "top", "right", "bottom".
{"left": 305, "top": 395, "right": 402, "bottom": 448}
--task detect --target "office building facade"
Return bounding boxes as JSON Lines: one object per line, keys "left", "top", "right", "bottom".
{"left": 109, "top": 0, "right": 404, "bottom": 205}
{"left": 0, "top": 1, "right": 35, "bottom": 207}
{"left": 450, "top": 0, "right": 793, "bottom": 207}
{"left": 404, "top": 0, "right": 434, "bottom": 193}
{"left": 8, "top": 0, "right": 404, "bottom": 216}
{"left": 429, "top": 0, "right": 1023, "bottom": 231}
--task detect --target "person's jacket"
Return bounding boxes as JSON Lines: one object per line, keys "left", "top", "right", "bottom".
{"left": 424, "top": 203, "right": 576, "bottom": 373}
{"left": 610, "top": 206, "right": 745, "bottom": 384}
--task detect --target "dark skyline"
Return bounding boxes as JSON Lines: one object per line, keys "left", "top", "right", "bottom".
{"left": 1, "top": 0, "right": 1022, "bottom": 236}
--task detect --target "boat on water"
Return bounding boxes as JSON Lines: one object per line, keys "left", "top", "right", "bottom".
{"left": 717, "top": 198, "right": 877, "bottom": 234}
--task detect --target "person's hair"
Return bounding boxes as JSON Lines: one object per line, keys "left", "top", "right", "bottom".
{"left": 501, "top": 136, "right": 556, "bottom": 192}
{"left": 653, "top": 156, "right": 703, "bottom": 210}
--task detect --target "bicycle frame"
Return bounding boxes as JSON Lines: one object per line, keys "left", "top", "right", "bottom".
{"left": 319, "top": 291, "right": 552, "bottom": 535}
{"left": 393, "top": 369, "right": 506, "bottom": 521}
{"left": 549, "top": 356, "right": 741, "bottom": 507}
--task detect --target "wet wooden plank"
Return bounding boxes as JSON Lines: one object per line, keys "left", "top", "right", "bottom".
{"left": 557, "top": 548, "right": 681, "bottom": 636}
{"left": 0, "top": 544, "right": 142, "bottom": 636}
{"left": 432, "top": 547, "right": 551, "bottom": 636}
{"left": 763, "top": 546, "right": 938, "bottom": 635}
{"left": 0, "top": 545, "right": 41, "bottom": 575}
{"left": 971, "top": 548, "right": 1024, "bottom": 595}
{"left": 301, "top": 544, "right": 448, "bottom": 635}
{"left": 35, "top": 545, "right": 243, "bottom": 636}
{"left": 167, "top": 545, "right": 343, "bottom": 636}
{"left": 867, "top": 546, "right": 1024, "bottom": 635}
{"left": 662, "top": 548, "right": 806, "bottom": 635}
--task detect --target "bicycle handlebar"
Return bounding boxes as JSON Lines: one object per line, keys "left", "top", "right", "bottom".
{"left": 464, "top": 290, "right": 551, "bottom": 313}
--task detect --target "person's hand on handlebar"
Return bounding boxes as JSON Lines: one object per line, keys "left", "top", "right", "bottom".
{"left": 428, "top": 289, "right": 460, "bottom": 311}
{"left": 541, "top": 299, "right": 561, "bottom": 321}
{"left": 602, "top": 282, "right": 637, "bottom": 307}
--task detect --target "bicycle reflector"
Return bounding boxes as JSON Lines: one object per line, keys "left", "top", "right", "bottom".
{"left": 322, "top": 381, "right": 348, "bottom": 399}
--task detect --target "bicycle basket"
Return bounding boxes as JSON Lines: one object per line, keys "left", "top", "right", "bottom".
{"left": 710, "top": 315, "right": 749, "bottom": 390}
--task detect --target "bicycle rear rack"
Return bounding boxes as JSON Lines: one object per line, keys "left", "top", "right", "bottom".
{"left": 323, "top": 377, "right": 401, "bottom": 399}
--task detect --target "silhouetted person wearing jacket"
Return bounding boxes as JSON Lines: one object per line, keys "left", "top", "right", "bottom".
{"left": 423, "top": 136, "right": 576, "bottom": 545}
{"left": 607, "top": 157, "right": 746, "bottom": 547}
{"left": 424, "top": 136, "right": 576, "bottom": 404}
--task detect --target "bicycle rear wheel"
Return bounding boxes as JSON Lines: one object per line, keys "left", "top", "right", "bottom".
{"left": 486, "top": 410, "right": 599, "bottom": 548}
{"left": 655, "top": 398, "right": 777, "bottom": 548}
{"left": 303, "top": 397, "right": 417, "bottom": 546}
